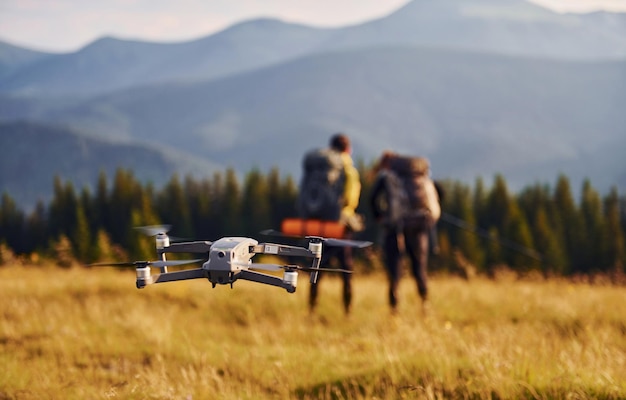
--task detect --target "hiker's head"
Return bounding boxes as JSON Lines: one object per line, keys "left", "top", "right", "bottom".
{"left": 374, "top": 151, "right": 395, "bottom": 172}
{"left": 368, "top": 151, "right": 395, "bottom": 180}
{"left": 330, "top": 133, "right": 351, "bottom": 154}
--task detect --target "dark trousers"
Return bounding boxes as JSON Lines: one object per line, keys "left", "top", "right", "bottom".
{"left": 309, "top": 243, "right": 353, "bottom": 314}
{"left": 383, "top": 222, "right": 430, "bottom": 309}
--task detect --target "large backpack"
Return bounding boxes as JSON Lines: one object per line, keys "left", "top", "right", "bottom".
{"left": 372, "top": 169, "right": 409, "bottom": 227}
{"left": 297, "top": 148, "right": 346, "bottom": 221}
{"left": 388, "top": 155, "right": 440, "bottom": 225}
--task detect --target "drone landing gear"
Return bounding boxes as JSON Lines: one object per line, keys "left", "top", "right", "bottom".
{"left": 205, "top": 269, "right": 298, "bottom": 293}
{"left": 239, "top": 270, "right": 297, "bottom": 293}
{"left": 136, "top": 268, "right": 208, "bottom": 289}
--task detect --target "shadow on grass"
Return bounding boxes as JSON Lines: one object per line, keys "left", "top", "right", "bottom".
{"left": 292, "top": 370, "right": 503, "bottom": 400}
{"left": 292, "top": 369, "right": 625, "bottom": 400}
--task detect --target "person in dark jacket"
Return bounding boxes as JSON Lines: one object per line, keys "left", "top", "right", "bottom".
{"left": 370, "top": 151, "right": 440, "bottom": 315}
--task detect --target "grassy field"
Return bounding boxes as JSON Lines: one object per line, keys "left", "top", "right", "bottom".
{"left": 1, "top": 263, "right": 625, "bottom": 399}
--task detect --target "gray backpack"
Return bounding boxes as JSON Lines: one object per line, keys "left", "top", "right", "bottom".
{"left": 389, "top": 155, "right": 437, "bottom": 224}
{"left": 372, "top": 169, "right": 409, "bottom": 227}
{"left": 297, "top": 148, "right": 345, "bottom": 221}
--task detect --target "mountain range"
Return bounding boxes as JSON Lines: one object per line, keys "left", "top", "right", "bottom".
{"left": 1, "top": 0, "right": 625, "bottom": 209}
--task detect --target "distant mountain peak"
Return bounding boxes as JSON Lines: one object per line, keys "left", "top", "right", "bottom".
{"left": 82, "top": 35, "right": 122, "bottom": 47}
{"left": 217, "top": 16, "right": 328, "bottom": 36}
{"left": 391, "top": 0, "right": 556, "bottom": 19}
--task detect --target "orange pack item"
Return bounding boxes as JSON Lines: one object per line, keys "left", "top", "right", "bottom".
{"left": 281, "top": 218, "right": 345, "bottom": 239}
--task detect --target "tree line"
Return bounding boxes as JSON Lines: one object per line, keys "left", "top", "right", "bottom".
{"left": 0, "top": 166, "right": 624, "bottom": 278}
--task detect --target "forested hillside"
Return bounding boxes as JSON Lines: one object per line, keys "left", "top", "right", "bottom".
{"left": 1, "top": 167, "right": 624, "bottom": 278}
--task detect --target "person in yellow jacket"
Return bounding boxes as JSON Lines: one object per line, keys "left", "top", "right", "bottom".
{"left": 338, "top": 139, "right": 362, "bottom": 230}
{"left": 309, "top": 133, "right": 363, "bottom": 315}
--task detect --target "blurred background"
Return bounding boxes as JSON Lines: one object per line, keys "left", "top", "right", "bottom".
{"left": 0, "top": 0, "right": 624, "bottom": 275}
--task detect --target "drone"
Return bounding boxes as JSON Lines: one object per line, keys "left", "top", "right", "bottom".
{"left": 90, "top": 225, "right": 372, "bottom": 293}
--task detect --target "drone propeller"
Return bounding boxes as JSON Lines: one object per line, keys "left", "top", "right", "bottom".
{"left": 88, "top": 259, "right": 203, "bottom": 268}
{"left": 318, "top": 237, "right": 372, "bottom": 248}
{"left": 134, "top": 225, "right": 172, "bottom": 236}
{"left": 134, "top": 224, "right": 194, "bottom": 242}
{"left": 245, "top": 263, "right": 352, "bottom": 274}
{"left": 259, "top": 229, "right": 372, "bottom": 249}
{"left": 259, "top": 229, "right": 296, "bottom": 241}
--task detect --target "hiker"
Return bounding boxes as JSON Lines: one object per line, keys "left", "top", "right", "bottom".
{"left": 369, "top": 151, "right": 440, "bottom": 315}
{"left": 297, "top": 133, "right": 363, "bottom": 315}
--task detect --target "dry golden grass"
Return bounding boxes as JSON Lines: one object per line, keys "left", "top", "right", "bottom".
{"left": 1, "top": 263, "right": 625, "bottom": 399}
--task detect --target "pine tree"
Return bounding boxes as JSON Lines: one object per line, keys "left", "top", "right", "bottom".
{"left": 473, "top": 177, "right": 487, "bottom": 228}
{"left": 503, "top": 201, "right": 537, "bottom": 271}
{"left": 208, "top": 171, "right": 226, "bottom": 239}
{"left": 485, "top": 174, "right": 511, "bottom": 235}
{"left": 157, "top": 174, "right": 191, "bottom": 237}
{"left": 108, "top": 169, "right": 142, "bottom": 248}
{"left": 449, "top": 182, "right": 485, "bottom": 271}
{"left": 518, "top": 182, "right": 552, "bottom": 225}
{"left": 241, "top": 169, "right": 271, "bottom": 236}
{"left": 0, "top": 193, "right": 25, "bottom": 254}
{"left": 185, "top": 176, "right": 213, "bottom": 240}
{"left": 95, "top": 170, "right": 110, "bottom": 237}
{"left": 221, "top": 168, "right": 242, "bottom": 235}
{"left": 279, "top": 175, "right": 298, "bottom": 218}
{"left": 485, "top": 227, "right": 503, "bottom": 275}
{"left": 25, "top": 200, "right": 48, "bottom": 254}
{"left": 93, "top": 229, "right": 117, "bottom": 263}
{"left": 266, "top": 167, "right": 298, "bottom": 229}
{"left": 579, "top": 179, "right": 606, "bottom": 272}
{"left": 532, "top": 207, "right": 565, "bottom": 276}
{"left": 517, "top": 183, "right": 557, "bottom": 273}
{"left": 79, "top": 186, "right": 94, "bottom": 232}
{"left": 53, "top": 234, "right": 75, "bottom": 268}
{"left": 48, "top": 177, "right": 78, "bottom": 240}
{"left": 72, "top": 204, "right": 92, "bottom": 263}
{"left": 603, "top": 187, "right": 625, "bottom": 273}
{"left": 128, "top": 209, "right": 156, "bottom": 261}
{"left": 483, "top": 175, "right": 512, "bottom": 267}
{"left": 553, "top": 175, "right": 584, "bottom": 274}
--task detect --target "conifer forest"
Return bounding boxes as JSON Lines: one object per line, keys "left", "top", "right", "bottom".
{"left": 1, "top": 166, "right": 624, "bottom": 279}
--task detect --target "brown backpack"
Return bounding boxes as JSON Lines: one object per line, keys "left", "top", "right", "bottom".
{"left": 389, "top": 156, "right": 429, "bottom": 209}
{"left": 388, "top": 155, "right": 440, "bottom": 224}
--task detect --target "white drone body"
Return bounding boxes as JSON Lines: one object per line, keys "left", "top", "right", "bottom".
{"left": 200, "top": 236, "right": 311, "bottom": 292}
{"left": 206, "top": 237, "right": 258, "bottom": 272}
{"left": 93, "top": 226, "right": 371, "bottom": 294}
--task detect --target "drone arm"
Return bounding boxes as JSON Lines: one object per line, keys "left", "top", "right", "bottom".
{"left": 250, "top": 243, "right": 315, "bottom": 258}
{"left": 137, "top": 268, "right": 208, "bottom": 288}
{"left": 238, "top": 270, "right": 296, "bottom": 293}
{"left": 250, "top": 242, "right": 324, "bottom": 284}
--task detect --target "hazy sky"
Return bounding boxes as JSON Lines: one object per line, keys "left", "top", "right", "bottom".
{"left": 1, "top": 0, "right": 625, "bottom": 52}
